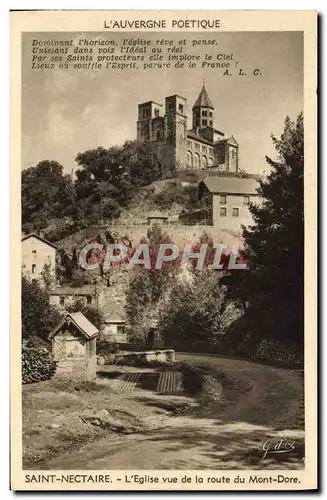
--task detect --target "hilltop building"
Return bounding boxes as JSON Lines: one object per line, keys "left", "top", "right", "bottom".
{"left": 137, "top": 84, "right": 239, "bottom": 172}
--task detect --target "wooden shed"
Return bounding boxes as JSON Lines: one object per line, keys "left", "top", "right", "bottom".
{"left": 48, "top": 312, "right": 99, "bottom": 381}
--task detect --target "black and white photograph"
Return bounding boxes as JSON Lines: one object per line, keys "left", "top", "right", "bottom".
{"left": 11, "top": 10, "right": 317, "bottom": 491}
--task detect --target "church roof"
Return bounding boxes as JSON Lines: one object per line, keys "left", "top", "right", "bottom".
{"left": 216, "top": 136, "right": 239, "bottom": 147}
{"left": 201, "top": 176, "right": 260, "bottom": 195}
{"left": 193, "top": 85, "right": 214, "bottom": 109}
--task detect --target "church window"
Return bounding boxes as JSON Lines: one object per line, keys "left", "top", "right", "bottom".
{"left": 202, "top": 110, "right": 208, "bottom": 117}
{"left": 202, "top": 145, "right": 207, "bottom": 154}
{"left": 201, "top": 156, "right": 208, "bottom": 169}
{"left": 168, "top": 103, "right": 174, "bottom": 112}
{"left": 195, "top": 143, "right": 200, "bottom": 151}
{"left": 186, "top": 151, "right": 193, "bottom": 169}
{"left": 155, "top": 109, "right": 160, "bottom": 117}
{"left": 209, "top": 120, "right": 213, "bottom": 127}
{"left": 220, "top": 207, "right": 227, "bottom": 217}
{"left": 220, "top": 194, "right": 227, "bottom": 204}
{"left": 209, "top": 111, "right": 213, "bottom": 118}
{"left": 194, "top": 153, "right": 200, "bottom": 169}
{"left": 32, "top": 250, "right": 36, "bottom": 256}
{"left": 178, "top": 103, "right": 184, "bottom": 114}
{"left": 32, "top": 264, "right": 36, "bottom": 274}
{"left": 202, "top": 119, "right": 207, "bottom": 126}
{"left": 186, "top": 140, "right": 192, "bottom": 149}
{"left": 232, "top": 208, "right": 239, "bottom": 217}
{"left": 208, "top": 157, "right": 214, "bottom": 166}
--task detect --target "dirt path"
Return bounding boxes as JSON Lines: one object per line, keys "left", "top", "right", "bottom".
{"left": 38, "top": 355, "right": 304, "bottom": 470}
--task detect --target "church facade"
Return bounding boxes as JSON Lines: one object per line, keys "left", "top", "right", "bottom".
{"left": 137, "top": 84, "right": 239, "bottom": 172}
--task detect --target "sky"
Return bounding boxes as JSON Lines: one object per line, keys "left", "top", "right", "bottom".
{"left": 22, "top": 31, "right": 303, "bottom": 175}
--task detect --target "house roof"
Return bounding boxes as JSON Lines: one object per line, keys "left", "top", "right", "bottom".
{"left": 201, "top": 176, "right": 260, "bottom": 195}
{"left": 193, "top": 85, "right": 214, "bottom": 109}
{"left": 21, "top": 233, "right": 57, "bottom": 249}
{"left": 48, "top": 312, "right": 99, "bottom": 340}
{"left": 49, "top": 285, "right": 95, "bottom": 297}
{"left": 146, "top": 211, "right": 169, "bottom": 219}
{"left": 102, "top": 303, "right": 126, "bottom": 324}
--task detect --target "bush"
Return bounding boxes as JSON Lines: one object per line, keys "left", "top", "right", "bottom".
{"left": 253, "top": 339, "right": 303, "bottom": 367}
{"left": 22, "top": 343, "right": 57, "bottom": 384}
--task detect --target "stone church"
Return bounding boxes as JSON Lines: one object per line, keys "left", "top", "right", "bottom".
{"left": 137, "top": 84, "right": 239, "bottom": 172}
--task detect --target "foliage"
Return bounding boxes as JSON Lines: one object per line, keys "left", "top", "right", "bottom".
{"left": 40, "top": 261, "right": 56, "bottom": 292}
{"left": 22, "top": 341, "right": 57, "bottom": 384}
{"left": 22, "top": 274, "right": 61, "bottom": 341}
{"left": 125, "top": 225, "right": 181, "bottom": 342}
{"left": 253, "top": 339, "right": 303, "bottom": 367}
{"left": 65, "top": 298, "right": 104, "bottom": 330}
{"left": 222, "top": 113, "right": 304, "bottom": 350}
{"left": 158, "top": 272, "right": 240, "bottom": 349}
{"left": 22, "top": 160, "right": 75, "bottom": 231}
{"left": 151, "top": 182, "right": 198, "bottom": 211}
{"left": 22, "top": 141, "right": 172, "bottom": 236}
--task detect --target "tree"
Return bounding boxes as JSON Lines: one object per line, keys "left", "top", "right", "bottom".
{"left": 125, "top": 225, "right": 181, "bottom": 342}
{"left": 65, "top": 298, "right": 103, "bottom": 330}
{"left": 223, "top": 113, "right": 304, "bottom": 349}
{"left": 158, "top": 272, "right": 239, "bottom": 350}
{"left": 22, "top": 274, "right": 61, "bottom": 341}
{"left": 22, "top": 160, "right": 75, "bottom": 230}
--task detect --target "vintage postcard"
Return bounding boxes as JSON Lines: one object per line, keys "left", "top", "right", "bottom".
{"left": 11, "top": 10, "right": 317, "bottom": 491}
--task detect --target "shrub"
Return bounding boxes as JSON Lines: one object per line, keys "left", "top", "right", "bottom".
{"left": 253, "top": 339, "right": 303, "bottom": 367}
{"left": 22, "top": 343, "right": 57, "bottom": 384}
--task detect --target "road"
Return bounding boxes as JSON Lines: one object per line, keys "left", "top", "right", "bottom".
{"left": 39, "top": 354, "right": 304, "bottom": 470}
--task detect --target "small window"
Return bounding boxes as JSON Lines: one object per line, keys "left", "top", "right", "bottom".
{"left": 220, "top": 207, "right": 227, "bottom": 217}
{"left": 220, "top": 194, "right": 227, "bottom": 204}
{"left": 117, "top": 325, "right": 125, "bottom": 336}
{"left": 32, "top": 250, "right": 36, "bottom": 256}
{"left": 209, "top": 120, "right": 213, "bottom": 127}
{"left": 244, "top": 196, "right": 250, "bottom": 205}
{"left": 31, "top": 264, "right": 36, "bottom": 274}
{"left": 60, "top": 297, "right": 65, "bottom": 306}
{"left": 154, "top": 109, "right": 159, "bottom": 117}
{"left": 209, "top": 111, "right": 213, "bottom": 118}
{"left": 202, "top": 119, "right": 207, "bottom": 126}
{"left": 87, "top": 296, "right": 93, "bottom": 305}
{"left": 232, "top": 208, "right": 239, "bottom": 217}
{"left": 202, "top": 110, "right": 208, "bottom": 117}
{"left": 178, "top": 103, "right": 184, "bottom": 114}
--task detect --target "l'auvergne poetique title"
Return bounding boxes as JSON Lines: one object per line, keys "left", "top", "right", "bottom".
{"left": 104, "top": 19, "right": 221, "bottom": 29}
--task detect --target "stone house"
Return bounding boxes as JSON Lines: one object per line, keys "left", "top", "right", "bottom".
{"left": 101, "top": 303, "right": 127, "bottom": 342}
{"left": 22, "top": 233, "right": 56, "bottom": 281}
{"left": 49, "top": 285, "right": 98, "bottom": 309}
{"left": 49, "top": 312, "right": 99, "bottom": 381}
{"left": 198, "top": 176, "right": 261, "bottom": 231}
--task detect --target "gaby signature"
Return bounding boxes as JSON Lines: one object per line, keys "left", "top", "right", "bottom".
{"left": 262, "top": 438, "right": 296, "bottom": 459}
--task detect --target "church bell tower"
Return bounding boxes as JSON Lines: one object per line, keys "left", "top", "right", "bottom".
{"left": 192, "top": 84, "right": 214, "bottom": 130}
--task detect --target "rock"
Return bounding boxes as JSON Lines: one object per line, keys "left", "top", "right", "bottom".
{"left": 80, "top": 409, "right": 139, "bottom": 434}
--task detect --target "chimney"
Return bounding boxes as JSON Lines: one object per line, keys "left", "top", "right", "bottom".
{"left": 39, "top": 230, "right": 45, "bottom": 239}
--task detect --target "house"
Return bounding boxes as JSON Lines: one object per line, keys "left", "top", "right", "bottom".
{"left": 48, "top": 312, "right": 99, "bottom": 381}
{"left": 49, "top": 285, "right": 97, "bottom": 309}
{"left": 22, "top": 232, "right": 56, "bottom": 280}
{"left": 198, "top": 176, "right": 261, "bottom": 231}
{"left": 101, "top": 304, "right": 127, "bottom": 342}
{"left": 146, "top": 212, "right": 169, "bottom": 225}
